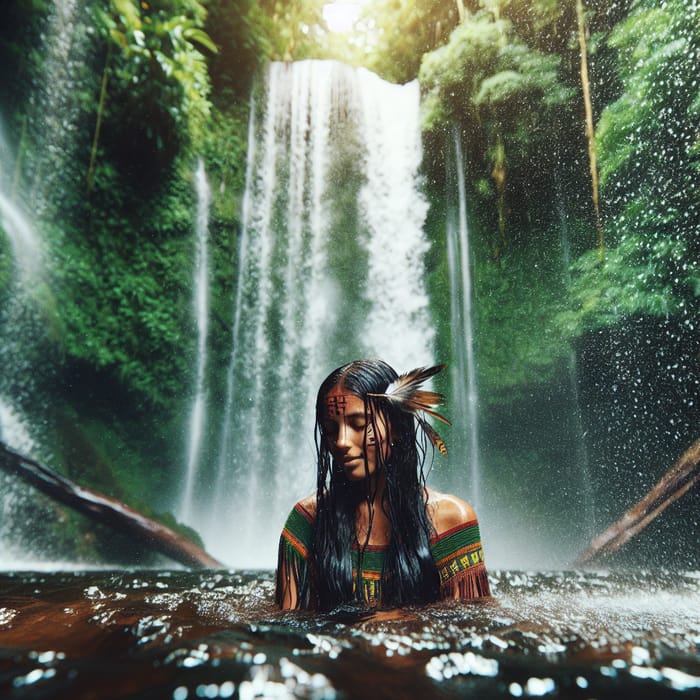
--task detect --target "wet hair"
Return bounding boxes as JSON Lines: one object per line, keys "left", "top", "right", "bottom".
{"left": 310, "top": 359, "right": 440, "bottom": 610}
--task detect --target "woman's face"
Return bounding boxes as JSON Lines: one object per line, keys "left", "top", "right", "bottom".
{"left": 321, "top": 385, "right": 391, "bottom": 481}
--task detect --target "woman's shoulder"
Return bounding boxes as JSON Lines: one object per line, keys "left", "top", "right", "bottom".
{"left": 281, "top": 495, "right": 317, "bottom": 548}
{"left": 426, "top": 488, "right": 478, "bottom": 536}
{"left": 292, "top": 494, "right": 317, "bottom": 520}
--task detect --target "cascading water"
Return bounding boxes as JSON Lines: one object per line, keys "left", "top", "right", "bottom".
{"left": 0, "top": 193, "right": 42, "bottom": 283}
{"left": 357, "top": 69, "right": 432, "bottom": 361}
{"left": 556, "top": 180, "right": 596, "bottom": 536}
{"left": 445, "top": 128, "right": 481, "bottom": 512}
{"left": 197, "top": 60, "right": 434, "bottom": 566}
{"left": 0, "top": 399, "right": 36, "bottom": 567}
{"left": 0, "top": 117, "right": 44, "bottom": 426}
{"left": 179, "top": 158, "right": 212, "bottom": 523}
{"left": 0, "top": 121, "right": 43, "bottom": 565}
{"left": 0, "top": 0, "right": 85, "bottom": 565}
{"left": 0, "top": 122, "right": 43, "bottom": 283}
{"left": 0, "top": 0, "right": 81, "bottom": 414}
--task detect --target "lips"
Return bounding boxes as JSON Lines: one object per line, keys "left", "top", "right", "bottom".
{"left": 343, "top": 456, "right": 363, "bottom": 465}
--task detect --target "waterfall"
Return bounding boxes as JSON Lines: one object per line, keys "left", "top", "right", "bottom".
{"left": 179, "top": 159, "right": 212, "bottom": 522}
{"left": 445, "top": 128, "right": 481, "bottom": 511}
{"left": 0, "top": 121, "right": 43, "bottom": 283}
{"left": 203, "top": 60, "right": 433, "bottom": 567}
{"left": 0, "top": 193, "right": 43, "bottom": 284}
{"left": 0, "top": 399, "right": 36, "bottom": 566}
{"left": 357, "top": 70, "right": 432, "bottom": 361}
{"left": 0, "top": 400, "right": 34, "bottom": 455}
{"left": 556, "top": 180, "right": 596, "bottom": 537}
{"left": 0, "top": 119, "right": 45, "bottom": 421}
{"left": 0, "top": 0, "right": 82, "bottom": 417}
{"left": 28, "top": 0, "right": 87, "bottom": 216}
{"left": 0, "top": 122, "right": 49, "bottom": 566}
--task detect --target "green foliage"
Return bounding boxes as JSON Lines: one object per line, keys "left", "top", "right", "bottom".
{"left": 560, "top": 234, "right": 700, "bottom": 335}
{"left": 0, "top": 237, "right": 11, "bottom": 303}
{"left": 96, "top": 0, "right": 216, "bottom": 163}
{"left": 257, "top": 0, "right": 326, "bottom": 61}
{"left": 596, "top": 0, "right": 700, "bottom": 225}
{"left": 420, "top": 11, "right": 572, "bottom": 137}
{"left": 420, "top": 10, "right": 573, "bottom": 254}
{"left": 200, "top": 103, "right": 250, "bottom": 223}
{"left": 358, "top": 0, "right": 460, "bottom": 84}
{"left": 563, "top": 0, "right": 700, "bottom": 334}
{"left": 205, "top": 0, "right": 272, "bottom": 106}
{"left": 45, "top": 151, "right": 196, "bottom": 408}
{"left": 0, "top": 0, "right": 47, "bottom": 108}
{"left": 420, "top": 13, "right": 505, "bottom": 133}
{"left": 474, "top": 223, "right": 572, "bottom": 400}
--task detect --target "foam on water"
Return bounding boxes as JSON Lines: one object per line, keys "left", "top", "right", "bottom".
{"left": 1, "top": 568, "right": 697, "bottom": 698}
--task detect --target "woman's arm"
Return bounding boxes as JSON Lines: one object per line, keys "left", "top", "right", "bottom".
{"left": 275, "top": 496, "right": 316, "bottom": 610}
{"left": 276, "top": 550, "right": 301, "bottom": 609}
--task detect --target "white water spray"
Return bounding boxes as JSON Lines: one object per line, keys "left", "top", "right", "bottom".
{"left": 180, "top": 159, "right": 211, "bottom": 522}
{"left": 0, "top": 399, "right": 34, "bottom": 456}
{"left": 0, "top": 122, "right": 43, "bottom": 282}
{"left": 446, "top": 128, "right": 481, "bottom": 511}
{"left": 203, "top": 60, "right": 434, "bottom": 566}
{"left": 0, "top": 399, "right": 35, "bottom": 567}
{"left": 29, "top": 0, "right": 86, "bottom": 213}
{"left": 358, "top": 68, "right": 432, "bottom": 365}
{"left": 0, "top": 193, "right": 43, "bottom": 283}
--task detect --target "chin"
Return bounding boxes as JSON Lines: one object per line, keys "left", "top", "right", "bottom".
{"left": 343, "top": 469, "right": 364, "bottom": 480}
{"left": 343, "top": 467, "right": 376, "bottom": 481}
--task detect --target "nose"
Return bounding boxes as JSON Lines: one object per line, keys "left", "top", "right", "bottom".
{"left": 334, "top": 422, "right": 350, "bottom": 451}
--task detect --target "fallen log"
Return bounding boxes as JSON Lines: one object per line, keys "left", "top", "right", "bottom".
{"left": 575, "top": 436, "right": 700, "bottom": 566}
{"left": 0, "top": 441, "right": 225, "bottom": 569}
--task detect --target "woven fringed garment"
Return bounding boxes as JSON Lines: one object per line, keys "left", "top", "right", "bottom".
{"left": 276, "top": 502, "right": 491, "bottom": 608}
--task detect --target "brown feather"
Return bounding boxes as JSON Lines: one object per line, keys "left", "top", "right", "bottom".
{"left": 417, "top": 415, "right": 448, "bottom": 457}
{"left": 368, "top": 364, "right": 451, "bottom": 425}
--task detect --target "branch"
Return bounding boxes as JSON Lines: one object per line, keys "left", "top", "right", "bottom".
{"left": 0, "top": 441, "right": 224, "bottom": 569}
{"left": 575, "top": 437, "right": 700, "bottom": 565}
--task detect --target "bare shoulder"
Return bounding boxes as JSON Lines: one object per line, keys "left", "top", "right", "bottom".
{"left": 426, "top": 488, "right": 477, "bottom": 535}
{"left": 296, "top": 494, "right": 317, "bottom": 517}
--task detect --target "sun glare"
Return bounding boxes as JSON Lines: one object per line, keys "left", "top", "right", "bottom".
{"left": 323, "top": 2, "right": 363, "bottom": 33}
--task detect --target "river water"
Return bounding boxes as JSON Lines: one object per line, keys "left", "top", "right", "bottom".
{"left": 1, "top": 568, "right": 698, "bottom": 699}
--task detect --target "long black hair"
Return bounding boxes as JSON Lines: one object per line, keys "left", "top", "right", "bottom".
{"left": 312, "top": 359, "right": 440, "bottom": 609}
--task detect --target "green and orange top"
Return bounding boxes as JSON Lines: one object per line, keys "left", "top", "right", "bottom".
{"left": 277, "top": 502, "right": 491, "bottom": 607}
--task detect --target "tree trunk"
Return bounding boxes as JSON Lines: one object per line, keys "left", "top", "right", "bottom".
{"left": 0, "top": 441, "right": 224, "bottom": 569}
{"left": 87, "top": 43, "right": 111, "bottom": 196}
{"left": 576, "top": 0, "right": 604, "bottom": 259}
{"left": 491, "top": 132, "right": 507, "bottom": 256}
{"left": 575, "top": 437, "right": 700, "bottom": 565}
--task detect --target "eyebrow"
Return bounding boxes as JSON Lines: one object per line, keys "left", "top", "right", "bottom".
{"left": 323, "top": 411, "right": 367, "bottom": 421}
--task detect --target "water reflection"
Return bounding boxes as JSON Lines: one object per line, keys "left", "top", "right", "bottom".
{"left": 1, "top": 569, "right": 698, "bottom": 698}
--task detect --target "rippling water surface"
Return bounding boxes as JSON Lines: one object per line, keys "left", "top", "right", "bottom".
{"left": 1, "top": 569, "right": 698, "bottom": 699}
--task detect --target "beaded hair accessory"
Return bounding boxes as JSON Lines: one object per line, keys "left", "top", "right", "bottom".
{"left": 368, "top": 364, "right": 451, "bottom": 456}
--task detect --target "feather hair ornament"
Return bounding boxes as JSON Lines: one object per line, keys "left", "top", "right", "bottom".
{"left": 417, "top": 415, "right": 449, "bottom": 457}
{"left": 368, "top": 364, "right": 451, "bottom": 456}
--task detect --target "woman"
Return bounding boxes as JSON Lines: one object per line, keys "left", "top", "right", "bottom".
{"left": 276, "top": 359, "right": 491, "bottom": 610}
